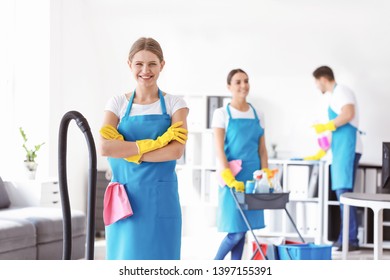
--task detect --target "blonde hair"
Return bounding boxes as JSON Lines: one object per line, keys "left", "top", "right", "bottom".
{"left": 128, "top": 37, "right": 164, "bottom": 62}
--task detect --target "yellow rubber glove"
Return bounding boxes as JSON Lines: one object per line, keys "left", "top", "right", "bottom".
{"left": 220, "top": 168, "right": 245, "bottom": 192}
{"left": 136, "top": 121, "right": 188, "bottom": 155}
{"left": 313, "top": 120, "right": 336, "bottom": 134}
{"left": 262, "top": 168, "right": 277, "bottom": 179}
{"left": 100, "top": 125, "right": 125, "bottom": 140}
{"left": 99, "top": 125, "right": 142, "bottom": 164}
{"left": 262, "top": 168, "right": 278, "bottom": 184}
{"left": 304, "top": 149, "right": 327, "bottom": 161}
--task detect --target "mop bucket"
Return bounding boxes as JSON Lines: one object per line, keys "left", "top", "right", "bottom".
{"left": 253, "top": 239, "right": 304, "bottom": 260}
{"left": 251, "top": 243, "right": 268, "bottom": 260}
{"left": 277, "top": 243, "right": 332, "bottom": 260}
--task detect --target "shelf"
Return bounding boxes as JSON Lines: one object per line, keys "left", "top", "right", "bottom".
{"left": 253, "top": 231, "right": 316, "bottom": 240}
{"left": 188, "top": 128, "right": 214, "bottom": 134}
{"left": 358, "top": 241, "right": 390, "bottom": 249}
{"left": 176, "top": 164, "right": 217, "bottom": 171}
{"left": 289, "top": 198, "right": 319, "bottom": 203}
{"left": 383, "top": 222, "right": 390, "bottom": 227}
{"left": 204, "top": 166, "right": 217, "bottom": 171}
{"left": 188, "top": 130, "right": 204, "bottom": 134}
{"left": 327, "top": 201, "right": 340, "bottom": 206}
{"left": 269, "top": 159, "right": 326, "bottom": 166}
{"left": 176, "top": 164, "right": 203, "bottom": 170}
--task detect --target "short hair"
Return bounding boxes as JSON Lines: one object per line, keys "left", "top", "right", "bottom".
{"left": 128, "top": 37, "right": 164, "bottom": 62}
{"left": 313, "top": 66, "right": 335, "bottom": 81}
{"left": 227, "top": 69, "right": 248, "bottom": 85}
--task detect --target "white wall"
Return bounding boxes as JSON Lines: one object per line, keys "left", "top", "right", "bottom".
{"left": 46, "top": 0, "right": 390, "bottom": 210}
{"left": 0, "top": 0, "right": 50, "bottom": 180}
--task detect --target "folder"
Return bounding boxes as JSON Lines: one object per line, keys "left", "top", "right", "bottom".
{"left": 207, "top": 96, "right": 220, "bottom": 128}
{"left": 287, "top": 165, "right": 310, "bottom": 199}
{"left": 308, "top": 164, "right": 319, "bottom": 198}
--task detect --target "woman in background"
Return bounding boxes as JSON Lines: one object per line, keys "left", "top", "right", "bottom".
{"left": 99, "top": 37, "right": 189, "bottom": 260}
{"left": 212, "top": 69, "right": 269, "bottom": 260}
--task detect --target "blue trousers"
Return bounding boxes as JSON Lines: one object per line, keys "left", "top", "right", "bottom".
{"left": 214, "top": 232, "right": 246, "bottom": 260}
{"left": 335, "top": 153, "right": 361, "bottom": 246}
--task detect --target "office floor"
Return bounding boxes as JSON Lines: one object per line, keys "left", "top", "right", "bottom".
{"left": 93, "top": 228, "right": 390, "bottom": 260}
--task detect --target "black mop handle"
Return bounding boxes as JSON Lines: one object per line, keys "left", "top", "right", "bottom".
{"left": 58, "top": 111, "right": 97, "bottom": 260}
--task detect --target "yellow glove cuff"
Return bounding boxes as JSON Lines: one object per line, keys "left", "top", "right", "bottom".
{"left": 100, "top": 125, "right": 141, "bottom": 163}
{"left": 326, "top": 120, "right": 336, "bottom": 132}
{"left": 304, "top": 149, "right": 327, "bottom": 161}
{"left": 221, "top": 168, "right": 235, "bottom": 186}
{"left": 136, "top": 139, "right": 165, "bottom": 155}
{"left": 99, "top": 125, "right": 124, "bottom": 140}
{"left": 221, "top": 168, "right": 244, "bottom": 192}
{"left": 313, "top": 120, "right": 336, "bottom": 134}
{"left": 124, "top": 154, "right": 142, "bottom": 164}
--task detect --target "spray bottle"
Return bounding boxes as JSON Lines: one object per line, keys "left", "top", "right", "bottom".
{"left": 317, "top": 132, "right": 330, "bottom": 150}
{"left": 253, "top": 170, "right": 270, "bottom": 194}
{"left": 272, "top": 171, "right": 283, "bottom": 193}
{"left": 266, "top": 169, "right": 278, "bottom": 193}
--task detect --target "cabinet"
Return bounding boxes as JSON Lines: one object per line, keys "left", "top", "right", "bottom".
{"left": 177, "top": 95, "right": 230, "bottom": 235}
{"left": 257, "top": 160, "right": 325, "bottom": 244}
{"left": 5, "top": 179, "right": 61, "bottom": 208}
{"left": 324, "top": 163, "right": 390, "bottom": 248}
{"left": 177, "top": 95, "right": 230, "bottom": 210}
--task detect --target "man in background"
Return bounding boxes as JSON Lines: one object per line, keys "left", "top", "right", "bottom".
{"left": 305, "top": 66, "right": 362, "bottom": 251}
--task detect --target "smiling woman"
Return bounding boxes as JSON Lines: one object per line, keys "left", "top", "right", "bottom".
{"left": 99, "top": 37, "right": 189, "bottom": 260}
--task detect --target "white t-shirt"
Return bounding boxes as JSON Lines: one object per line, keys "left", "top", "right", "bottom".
{"left": 211, "top": 104, "right": 265, "bottom": 130}
{"left": 105, "top": 93, "right": 187, "bottom": 120}
{"left": 328, "top": 84, "right": 362, "bottom": 154}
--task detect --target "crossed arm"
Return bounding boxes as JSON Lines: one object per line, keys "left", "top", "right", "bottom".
{"left": 99, "top": 107, "right": 189, "bottom": 162}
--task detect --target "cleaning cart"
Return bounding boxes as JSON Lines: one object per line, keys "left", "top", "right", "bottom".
{"left": 230, "top": 188, "right": 306, "bottom": 260}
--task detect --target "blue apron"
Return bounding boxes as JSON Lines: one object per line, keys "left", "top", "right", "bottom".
{"left": 217, "top": 104, "right": 265, "bottom": 233}
{"left": 328, "top": 107, "right": 357, "bottom": 190}
{"left": 105, "top": 89, "right": 182, "bottom": 260}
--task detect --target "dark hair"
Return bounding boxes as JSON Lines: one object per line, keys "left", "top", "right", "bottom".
{"left": 313, "top": 66, "right": 335, "bottom": 81}
{"left": 128, "top": 37, "right": 164, "bottom": 62}
{"left": 227, "top": 69, "right": 248, "bottom": 85}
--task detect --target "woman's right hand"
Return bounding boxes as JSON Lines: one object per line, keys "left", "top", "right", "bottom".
{"left": 100, "top": 124, "right": 124, "bottom": 140}
{"left": 99, "top": 124, "right": 142, "bottom": 163}
{"left": 221, "top": 168, "right": 245, "bottom": 192}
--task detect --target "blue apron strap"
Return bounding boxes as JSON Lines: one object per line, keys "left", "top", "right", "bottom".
{"left": 158, "top": 89, "right": 168, "bottom": 115}
{"left": 124, "top": 90, "right": 136, "bottom": 117}
{"left": 249, "top": 103, "right": 259, "bottom": 120}
{"left": 226, "top": 103, "right": 233, "bottom": 119}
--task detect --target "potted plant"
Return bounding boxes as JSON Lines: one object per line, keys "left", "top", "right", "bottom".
{"left": 19, "top": 127, "right": 45, "bottom": 179}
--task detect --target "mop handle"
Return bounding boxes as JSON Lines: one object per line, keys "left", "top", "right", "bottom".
{"left": 230, "top": 188, "right": 267, "bottom": 260}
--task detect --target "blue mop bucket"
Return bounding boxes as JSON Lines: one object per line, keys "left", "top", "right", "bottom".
{"left": 277, "top": 243, "right": 332, "bottom": 260}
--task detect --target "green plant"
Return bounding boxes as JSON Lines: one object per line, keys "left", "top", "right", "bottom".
{"left": 19, "top": 127, "right": 45, "bottom": 162}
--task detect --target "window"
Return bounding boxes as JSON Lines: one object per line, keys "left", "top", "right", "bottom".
{"left": 0, "top": 0, "right": 18, "bottom": 178}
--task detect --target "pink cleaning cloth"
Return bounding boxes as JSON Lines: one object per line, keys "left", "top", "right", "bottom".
{"left": 217, "top": 159, "right": 243, "bottom": 186}
{"left": 103, "top": 182, "right": 133, "bottom": 226}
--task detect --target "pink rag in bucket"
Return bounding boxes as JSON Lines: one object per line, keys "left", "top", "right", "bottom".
{"left": 103, "top": 182, "right": 133, "bottom": 226}
{"left": 217, "top": 159, "right": 243, "bottom": 186}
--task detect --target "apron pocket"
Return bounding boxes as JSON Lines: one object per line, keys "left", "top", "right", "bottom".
{"left": 157, "top": 181, "right": 181, "bottom": 218}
